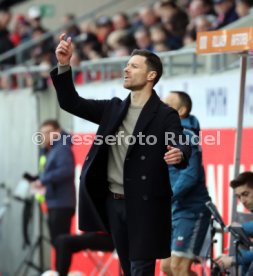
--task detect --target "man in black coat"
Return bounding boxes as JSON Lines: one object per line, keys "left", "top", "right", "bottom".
{"left": 50, "top": 33, "right": 191, "bottom": 276}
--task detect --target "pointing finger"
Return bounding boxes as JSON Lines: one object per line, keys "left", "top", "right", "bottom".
{"left": 59, "top": 33, "right": 66, "bottom": 41}
{"left": 67, "top": 36, "right": 72, "bottom": 45}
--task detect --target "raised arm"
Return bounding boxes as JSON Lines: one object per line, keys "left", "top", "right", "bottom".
{"left": 51, "top": 34, "right": 109, "bottom": 124}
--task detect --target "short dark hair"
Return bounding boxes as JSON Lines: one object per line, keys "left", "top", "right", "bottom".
{"left": 171, "top": 91, "right": 192, "bottom": 116}
{"left": 40, "top": 119, "right": 61, "bottom": 130}
{"left": 131, "top": 49, "right": 163, "bottom": 86}
{"left": 237, "top": 0, "right": 253, "bottom": 6}
{"left": 230, "top": 172, "right": 253, "bottom": 189}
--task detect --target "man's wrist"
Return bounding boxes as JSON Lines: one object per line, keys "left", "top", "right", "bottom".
{"left": 58, "top": 63, "right": 70, "bottom": 75}
{"left": 58, "top": 62, "right": 70, "bottom": 66}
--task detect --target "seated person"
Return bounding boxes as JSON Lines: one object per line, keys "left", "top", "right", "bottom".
{"left": 216, "top": 171, "right": 253, "bottom": 276}
{"left": 43, "top": 232, "right": 114, "bottom": 276}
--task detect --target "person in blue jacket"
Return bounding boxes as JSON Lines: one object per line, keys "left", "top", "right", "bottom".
{"left": 32, "top": 119, "right": 76, "bottom": 247}
{"left": 216, "top": 172, "right": 253, "bottom": 276}
{"left": 161, "top": 91, "right": 211, "bottom": 276}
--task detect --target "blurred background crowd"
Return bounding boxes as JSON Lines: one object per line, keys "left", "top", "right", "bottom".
{"left": 0, "top": 0, "right": 253, "bottom": 89}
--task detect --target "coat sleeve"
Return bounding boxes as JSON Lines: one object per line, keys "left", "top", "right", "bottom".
{"left": 50, "top": 67, "right": 110, "bottom": 125}
{"left": 171, "top": 147, "right": 202, "bottom": 201}
{"left": 164, "top": 109, "right": 191, "bottom": 168}
{"left": 39, "top": 146, "right": 74, "bottom": 185}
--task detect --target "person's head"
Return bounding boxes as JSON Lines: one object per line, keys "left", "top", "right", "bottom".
{"left": 213, "top": 0, "right": 235, "bottom": 15}
{"left": 164, "top": 91, "right": 192, "bottom": 118}
{"left": 195, "top": 15, "right": 214, "bottom": 32}
{"left": 28, "top": 6, "right": 42, "bottom": 28}
{"left": 0, "top": 9, "right": 11, "bottom": 29}
{"left": 112, "top": 12, "right": 130, "bottom": 30}
{"left": 134, "top": 27, "right": 152, "bottom": 50}
{"left": 189, "top": 0, "right": 213, "bottom": 18}
{"left": 230, "top": 172, "right": 253, "bottom": 211}
{"left": 96, "top": 16, "right": 113, "bottom": 43}
{"left": 123, "top": 49, "right": 163, "bottom": 90}
{"left": 40, "top": 119, "right": 61, "bottom": 149}
{"left": 236, "top": 0, "right": 253, "bottom": 17}
{"left": 139, "top": 6, "right": 159, "bottom": 27}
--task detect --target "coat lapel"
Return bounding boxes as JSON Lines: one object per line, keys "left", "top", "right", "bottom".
{"left": 126, "top": 91, "right": 160, "bottom": 156}
{"left": 105, "top": 94, "right": 131, "bottom": 136}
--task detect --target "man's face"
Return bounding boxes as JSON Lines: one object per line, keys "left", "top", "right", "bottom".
{"left": 123, "top": 55, "right": 151, "bottom": 91}
{"left": 165, "top": 93, "right": 181, "bottom": 111}
{"left": 40, "top": 125, "right": 58, "bottom": 149}
{"left": 235, "top": 184, "right": 253, "bottom": 211}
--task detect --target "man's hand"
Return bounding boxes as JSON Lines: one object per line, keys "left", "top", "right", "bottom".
{"left": 55, "top": 33, "right": 73, "bottom": 65}
{"left": 216, "top": 254, "right": 233, "bottom": 269}
{"left": 31, "top": 180, "right": 43, "bottom": 189}
{"left": 164, "top": 145, "right": 184, "bottom": 165}
{"left": 31, "top": 180, "right": 46, "bottom": 195}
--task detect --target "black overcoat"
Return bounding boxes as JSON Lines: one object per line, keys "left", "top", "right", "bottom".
{"left": 51, "top": 68, "right": 191, "bottom": 260}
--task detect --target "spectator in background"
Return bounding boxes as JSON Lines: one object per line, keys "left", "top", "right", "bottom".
{"left": 31, "top": 120, "right": 76, "bottom": 247}
{"left": 235, "top": 0, "right": 253, "bottom": 17}
{"left": 0, "top": 8, "right": 16, "bottom": 68}
{"left": 163, "top": 9, "right": 189, "bottom": 50}
{"left": 138, "top": 6, "right": 160, "bottom": 28}
{"left": 194, "top": 15, "right": 216, "bottom": 32}
{"left": 134, "top": 27, "right": 154, "bottom": 51}
{"left": 161, "top": 91, "right": 211, "bottom": 276}
{"left": 112, "top": 12, "right": 131, "bottom": 31}
{"left": 106, "top": 30, "right": 136, "bottom": 56}
{"left": 213, "top": 0, "right": 238, "bottom": 29}
{"left": 27, "top": 6, "right": 45, "bottom": 30}
{"left": 150, "top": 24, "right": 171, "bottom": 50}
{"left": 76, "top": 32, "right": 103, "bottom": 60}
{"left": 106, "top": 29, "right": 132, "bottom": 57}
{"left": 188, "top": 0, "right": 215, "bottom": 20}
{"left": 10, "top": 14, "right": 31, "bottom": 46}
{"left": 95, "top": 15, "right": 114, "bottom": 44}
{"left": 79, "top": 20, "right": 97, "bottom": 35}
{"left": 158, "top": 0, "right": 179, "bottom": 25}
{"left": 216, "top": 172, "right": 253, "bottom": 276}
{"left": 62, "top": 13, "right": 80, "bottom": 39}
{"left": 187, "top": 0, "right": 216, "bottom": 34}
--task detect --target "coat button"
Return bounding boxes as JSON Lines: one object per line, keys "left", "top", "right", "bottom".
{"left": 142, "top": 194, "right": 149, "bottom": 200}
{"left": 85, "top": 156, "right": 89, "bottom": 161}
{"left": 140, "top": 155, "right": 146, "bottom": 160}
{"left": 125, "top": 157, "right": 130, "bottom": 161}
{"left": 141, "top": 175, "right": 147, "bottom": 180}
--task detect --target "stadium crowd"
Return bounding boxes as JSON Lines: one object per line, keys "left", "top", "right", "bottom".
{"left": 0, "top": 0, "right": 253, "bottom": 90}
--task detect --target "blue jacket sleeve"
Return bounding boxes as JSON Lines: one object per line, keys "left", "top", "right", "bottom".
{"left": 171, "top": 146, "right": 202, "bottom": 201}
{"left": 39, "top": 146, "right": 74, "bottom": 185}
{"left": 242, "top": 221, "right": 253, "bottom": 237}
{"left": 237, "top": 249, "right": 253, "bottom": 266}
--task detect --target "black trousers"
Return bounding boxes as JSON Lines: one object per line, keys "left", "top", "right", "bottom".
{"left": 47, "top": 207, "right": 75, "bottom": 247}
{"left": 55, "top": 232, "right": 114, "bottom": 276}
{"left": 106, "top": 195, "right": 156, "bottom": 276}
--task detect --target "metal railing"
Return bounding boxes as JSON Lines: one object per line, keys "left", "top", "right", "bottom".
{"left": 2, "top": 48, "right": 252, "bottom": 91}
{"left": 0, "top": 0, "right": 154, "bottom": 65}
